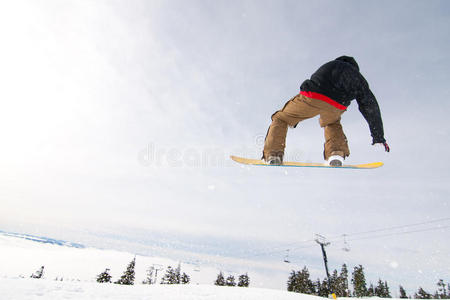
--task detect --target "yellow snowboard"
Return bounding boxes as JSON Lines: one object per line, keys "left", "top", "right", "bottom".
{"left": 230, "top": 155, "right": 383, "bottom": 169}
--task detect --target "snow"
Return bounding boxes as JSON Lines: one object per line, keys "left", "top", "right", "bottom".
{"left": 0, "top": 232, "right": 319, "bottom": 299}
{"left": 0, "top": 278, "right": 318, "bottom": 300}
{"left": 0, "top": 232, "right": 314, "bottom": 299}
{"left": 0, "top": 233, "right": 217, "bottom": 286}
{"left": 0, "top": 231, "right": 425, "bottom": 299}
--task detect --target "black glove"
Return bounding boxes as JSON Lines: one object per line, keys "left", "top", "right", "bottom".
{"left": 373, "top": 141, "right": 390, "bottom": 152}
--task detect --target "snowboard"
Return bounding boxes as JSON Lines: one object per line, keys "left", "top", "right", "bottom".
{"left": 230, "top": 155, "right": 383, "bottom": 169}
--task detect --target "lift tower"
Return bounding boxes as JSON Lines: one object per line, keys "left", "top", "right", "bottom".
{"left": 315, "top": 234, "right": 336, "bottom": 299}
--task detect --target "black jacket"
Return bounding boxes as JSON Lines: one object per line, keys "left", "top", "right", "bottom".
{"left": 300, "top": 56, "right": 386, "bottom": 144}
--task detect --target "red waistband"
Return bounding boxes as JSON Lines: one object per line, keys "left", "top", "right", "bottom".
{"left": 300, "top": 91, "right": 347, "bottom": 110}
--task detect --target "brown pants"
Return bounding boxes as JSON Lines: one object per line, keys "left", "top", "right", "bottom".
{"left": 263, "top": 94, "right": 350, "bottom": 161}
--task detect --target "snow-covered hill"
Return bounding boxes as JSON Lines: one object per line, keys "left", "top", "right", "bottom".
{"left": 0, "top": 230, "right": 84, "bottom": 248}
{"left": 1, "top": 230, "right": 430, "bottom": 299}
{"left": 0, "top": 231, "right": 318, "bottom": 299}
{"left": 0, "top": 231, "right": 219, "bottom": 285}
{"left": 1, "top": 277, "right": 322, "bottom": 300}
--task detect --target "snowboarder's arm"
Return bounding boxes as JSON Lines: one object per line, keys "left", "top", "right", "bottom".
{"left": 352, "top": 74, "right": 386, "bottom": 145}
{"left": 357, "top": 89, "right": 385, "bottom": 144}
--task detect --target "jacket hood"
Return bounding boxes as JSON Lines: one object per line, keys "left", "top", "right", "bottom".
{"left": 335, "top": 56, "right": 359, "bottom": 71}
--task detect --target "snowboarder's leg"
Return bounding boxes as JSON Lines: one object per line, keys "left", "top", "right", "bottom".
{"left": 263, "top": 94, "right": 320, "bottom": 161}
{"left": 319, "top": 111, "right": 350, "bottom": 160}
{"left": 263, "top": 118, "right": 288, "bottom": 161}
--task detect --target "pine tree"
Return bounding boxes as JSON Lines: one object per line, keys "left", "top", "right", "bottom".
{"left": 303, "top": 267, "right": 315, "bottom": 294}
{"left": 415, "top": 287, "right": 432, "bottom": 299}
{"left": 161, "top": 266, "right": 178, "bottom": 284}
{"left": 320, "top": 278, "right": 330, "bottom": 297}
{"left": 330, "top": 269, "right": 339, "bottom": 296}
{"left": 287, "top": 271, "right": 297, "bottom": 292}
{"left": 337, "top": 264, "right": 350, "bottom": 297}
{"left": 96, "top": 268, "right": 112, "bottom": 283}
{"left": 215, "top": 272, "right": 226, "bottom": 286}
{"left": 286, "top": 267, "right": 315, "bottom": 294}
{"left": 374, "top": 279, "right": 391, "bottom": 297}
{"left": 436, "top": 280, "right": 448, "bottom": 299}
{"left": 181, "top": 272, "right": 190, "bottom": 284}
{"left": 352, "top": 265, "right": 368, "bottom": 297}
{"left": 31, "top": 266, "right": 45, "bottom": 279}
{"left": 175, "top": 264, "right": 182, "bottom": 284}
{"left": 384, "top": 280, "right": 392, "bottom": 298}
{"left": 160, "top": 266, "right": 172, "bottom": 284}
{"left": 115, "top": 257, "right": 135, "bottom": 285}
{"left": 315, "top": 279, "right": 323, "bottom": 297}
{"left": 376, "top": 280, "right": 384, "bottom": 297}
{"left": 399, "top": 285, "right": 408, "bottom": 298}
{"left": 160, "top": 265, "right": 189, "bottom": 284}
{"left": 368, "top": 283, "right": 375, "bottom": 297}
{"left": 237, "top": 273, "right": 250, "bottom": 287}
{"left": 226, "top": 275, "right": 236, "bottom": 286}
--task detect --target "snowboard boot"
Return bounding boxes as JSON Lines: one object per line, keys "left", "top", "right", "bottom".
{"left": 266, "top": 155, "right": 282, "bottom": 165}
{"left": 327, "top": 155, "right": 344, "bottom": 167}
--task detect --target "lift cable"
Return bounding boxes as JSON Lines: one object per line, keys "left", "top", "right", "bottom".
{"left": 239, "top": 217, "right": 450, "bottom": 260}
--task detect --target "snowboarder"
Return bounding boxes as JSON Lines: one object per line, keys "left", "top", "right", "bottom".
{"left": 263, "top": 56, "right": 390, "bottom": 166}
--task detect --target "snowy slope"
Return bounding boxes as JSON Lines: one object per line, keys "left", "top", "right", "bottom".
{"left": 0, "top": 232, "right": 317, "bottom": 299}
{"left": 0, "top": 231, "right": 423, "bottom": 299}
{"left": 0, "top": 230, "right": 84, "bottom": 248}
{"left": 1, "top": 277, "right": 320, "bottom": 300}
{"left": 0, "top": 232, "right": 222, "bottom": 285}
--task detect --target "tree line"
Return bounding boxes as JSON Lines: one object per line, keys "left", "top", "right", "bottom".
{"left": 96, "top": 257, "right": 250, "bottom": 287}
{"left": 287, "top": 264, "right": 450, "bottom": 299}
{"left": 29, "top": 258, "right": 251, "bottom": 288}
{"left": 26, "top": 261, "right": 448, "bottom": 297}
{"left": 96, "top": 257, "right": 191, "bottom": 285}
{"left": 214, "top": 271, "right": 250, "bottom": 287}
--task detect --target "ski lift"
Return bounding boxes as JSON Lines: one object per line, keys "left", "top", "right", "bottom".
{"left": 152, "top": 264, "right": 163, "bottom": 283}
{"left": 342, "top": 234, "right": 350, "bottom": 252}
{"left": 315, "top": 234, "right": 330, "bottom": 246}
{"left": 283, "top": 249, "right": 291, "bottom": 263}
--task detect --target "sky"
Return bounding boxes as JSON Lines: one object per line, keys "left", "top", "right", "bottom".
{"left": 0, "top": 0, "right": 449, "bottom": 294}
